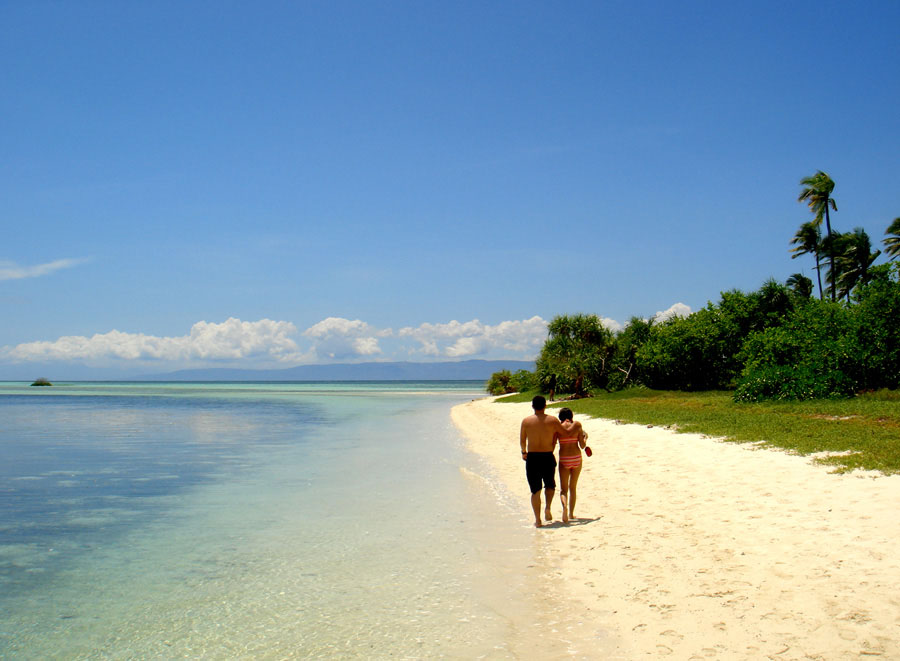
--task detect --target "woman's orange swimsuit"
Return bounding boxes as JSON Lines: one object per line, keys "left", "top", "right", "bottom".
{"left": 558, "top": 437, "right": 582, "bottom": 469}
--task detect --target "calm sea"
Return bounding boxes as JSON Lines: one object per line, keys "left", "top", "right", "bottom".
{"left": 0, "top": 381, "right": 583, "bottom": 659}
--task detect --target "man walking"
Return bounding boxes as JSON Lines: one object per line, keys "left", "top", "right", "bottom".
{"left": 520, "top": 395, "right": 567, "bottom": 527}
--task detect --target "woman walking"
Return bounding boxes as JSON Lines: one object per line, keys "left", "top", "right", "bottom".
{"left": 557, "top": 407, "right": 587, "bottom": 523}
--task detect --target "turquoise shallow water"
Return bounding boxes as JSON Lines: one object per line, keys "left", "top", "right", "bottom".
{"left": 0, "top": 381, "right": 595, "bottom": 658}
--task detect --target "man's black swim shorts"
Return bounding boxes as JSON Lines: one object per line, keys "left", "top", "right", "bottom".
{"left": 525, "top": 451, "right": 556, "bottom": 494}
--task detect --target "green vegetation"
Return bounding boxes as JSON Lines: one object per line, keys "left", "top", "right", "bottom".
{"left": 798, "top": 170, "right": 838, "bottom": 300}
{"left": 495, "top": 388, "right": 900, "bottom": 474}
{"left": 536, "top": 314, "right": 614, "bottom": 397}
{"left": 487, "top": 170, "right": 899, "bottom": 404}
{"left": 486, "top": 170, "right": 899, "bottom": 472}
{"left": 885, "top": 217, "right": 900, "bottom": 260}
{"left": 486, "top": 369, "right": 537, "bottom": 395}
{"left": 30, "top": 377, "right": 52, "bottom": 386}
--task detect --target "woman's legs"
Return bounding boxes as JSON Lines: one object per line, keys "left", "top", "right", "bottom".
{"left": 568, "top": 465, "right": 582, "bottom": 518}
{"left": 558, "top": 465, "right": 570, "bottom": 523}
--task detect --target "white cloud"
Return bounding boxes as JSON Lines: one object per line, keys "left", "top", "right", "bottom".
{"left": 600, "top": 316, "right": 624, "bottom": 333}
{"left": 5, "top": 311, "right": 668, "bottom": 368}
{"left": 398, "top": 316, "right": 548, "bottom": 358}
{"left": 653, "top": 302, "right": 692, "bottom": 322}
{"left": 301, "top": 317, "right": 384, "bottom": 360}
{"left": 188, "top": 318, "right": 303, "bottom": 360}
{"left": 0, "top": 258, "right": 90, "bottom": 281}
{"left": 4, "top": 318, "right": 306, "bottom": 365}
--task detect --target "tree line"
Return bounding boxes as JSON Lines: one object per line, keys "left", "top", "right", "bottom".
{"left": 488, "top": 171, "right": 900, "bottom": 402}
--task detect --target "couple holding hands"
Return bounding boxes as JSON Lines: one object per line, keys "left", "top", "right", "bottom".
{"left": 519, "top": 395, "right": 590, "bottom": 527}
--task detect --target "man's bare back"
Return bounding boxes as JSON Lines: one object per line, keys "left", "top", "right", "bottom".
{"left": 519, "top": 411, "right": 566, "bottom": 454}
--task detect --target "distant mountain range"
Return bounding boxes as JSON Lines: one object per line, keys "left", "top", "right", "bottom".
{"left": 140, "top": 359, "right": 534, "bottom": 381}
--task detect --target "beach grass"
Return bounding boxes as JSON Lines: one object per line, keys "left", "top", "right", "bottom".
{"left": 496, "top": 388, "right": 900, "bottom": 474}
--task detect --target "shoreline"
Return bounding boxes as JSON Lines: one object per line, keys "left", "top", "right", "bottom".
{"left": 452, "top": 396, "right": 900, "bottom": 659}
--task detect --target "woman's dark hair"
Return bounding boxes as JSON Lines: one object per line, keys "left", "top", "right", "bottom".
{"left": 558, "top": 407, "right": 573, "bottom": 422}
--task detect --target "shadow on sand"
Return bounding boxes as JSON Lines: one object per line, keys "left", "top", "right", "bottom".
{"left": 540, "top": 516, "right": 601, "bottom": 529}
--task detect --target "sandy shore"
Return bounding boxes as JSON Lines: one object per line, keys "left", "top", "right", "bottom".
{"left": 451, "top": 397, "right": 900, "bottom": 660}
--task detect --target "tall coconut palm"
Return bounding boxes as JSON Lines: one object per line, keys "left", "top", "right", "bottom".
{"left": 836, "top": 227, "right": 881, "bottom": 301}
{"left": 884, "top": 217, "right": 900, "bottom": 260}
{"left": 798, "top": 171, "right": 838, "bottom": 300}
{"left": 820, "top": 231, "right": 846, "bottom": 301}
{"left": 790, "top": 221, "right": 824, "bottom": 299}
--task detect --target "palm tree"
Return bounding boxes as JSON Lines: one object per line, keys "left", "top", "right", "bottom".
{"left": 798, "top": 171, "right": 838, "bottom": 300}
{"left": 884, "top": 217, "right": 900, "bottom": 260}
{"left": 786, "top": 273, "right": 814, "bottom": 299}
{"left": 790, "top": 221, "right": 824, "bottom": 299}
{"left": 836, "top": 227, "right": 881, "bottom": 301}
{"left": 820, "top": 231, "right": 846, "bottom": 301}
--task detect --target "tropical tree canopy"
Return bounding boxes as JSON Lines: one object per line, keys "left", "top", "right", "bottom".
{"left": 835, "top": 228, "right": 881, "bottom": 301}
{"left": 798, "top": 171, "right": 837, "bottom": 226}
{"left": 487, "top": 175, "right": 898, "bottom": 403}
{"left": 536, "top": 314, "right": 614, "bottom": 397}
{"left": 790, "top": 220, "right": 823, "bottom": 299}
{"left": 885, "top": 217, "right": 900, "bottom": 260}
{"left": 786, "top": 273, "right": 814, "bottom": 299}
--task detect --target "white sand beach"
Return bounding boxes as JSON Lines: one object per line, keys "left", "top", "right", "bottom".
{"left": 452, "top": 397, "right": 900, "bottom": 660}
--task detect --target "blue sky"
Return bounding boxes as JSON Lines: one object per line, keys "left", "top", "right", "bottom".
{"left": 2, "top": 0, "right": 898, "bottom": 377}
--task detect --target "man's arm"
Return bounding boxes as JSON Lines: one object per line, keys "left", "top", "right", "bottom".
{"left": 520, "top": 419, "right": 528, "bottom": 459}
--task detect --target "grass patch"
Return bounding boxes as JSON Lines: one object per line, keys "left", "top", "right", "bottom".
{"left": 495, "top": 388, "right": 900, "bottom": 474}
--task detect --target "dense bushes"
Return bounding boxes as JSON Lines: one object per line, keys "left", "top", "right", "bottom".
{"left": 486, "top": 368, "right": 537, "bottom": 395}
{"left": 487, "top": 265, "right": 899, "bottom": 402}
{"left": 734, "top": 269, "right": 900, "bottom": 401}
{"left": 853, "top": 269, "right": 900, "bottom": 390}
{"left": 637, "top": 281, "right": 797, "bottom": 391}
{"left": 733, "top": 302, "right": 860, "bottom": 401}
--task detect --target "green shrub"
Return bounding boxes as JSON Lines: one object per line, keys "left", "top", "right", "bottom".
{"left": 509, "top": 369, "right": 536, "bottom": 393}
{"left": 486, "top": 370, "right": 513, "bottom": 395}
{"left": 854, "top": 270, "right": 900, "bottom": 390}
{"left": 638, "top": 283, "right": 796, "bottom": 392}
{"left": 734, "top": 300, "right": 861, "bottom": 402}
{"left": 486, "top": 368, "right": 537, "bottom": 395}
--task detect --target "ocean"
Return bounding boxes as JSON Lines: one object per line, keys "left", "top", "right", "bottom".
{"left": 0, "top": 381, "right": 567, "bottom": 659}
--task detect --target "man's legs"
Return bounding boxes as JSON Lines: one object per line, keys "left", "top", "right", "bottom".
{"left": 531, "top": 490, "right": 543, "bottom": 527}
{"left": 530, "top": 488, "right": 555, "bottom": 527}
{"left": 526, "top": 453, "right": 556, "bottom": 528}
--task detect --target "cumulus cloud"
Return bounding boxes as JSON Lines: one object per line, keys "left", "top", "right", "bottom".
{"left": 6, "top": 311, "right": 684, "bottom": 368}
{"left": 653, "top": 302, "right": 692, "bottom": 322}
{"left": 301, "top": 317, "right": 386, "bottom": 360}
{"left": 4, "top": 318, "right": 306, "bottom": 364}
{"left": 397, "top": 316, "right": 548, "bottom": 358}
{"left": 600, "top": 316, "right": 625, "bottom": 333}
{"left": 0, "top": 258, "right": 90, "bottom": 281}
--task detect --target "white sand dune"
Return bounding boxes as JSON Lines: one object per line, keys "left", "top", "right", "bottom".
{"left": 452, "top": 396, "right": 900, "bottom": 660}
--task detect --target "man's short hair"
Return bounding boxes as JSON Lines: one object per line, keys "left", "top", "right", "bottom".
{"left": 532, "top": 395, "right": 546, "bottom": 410}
